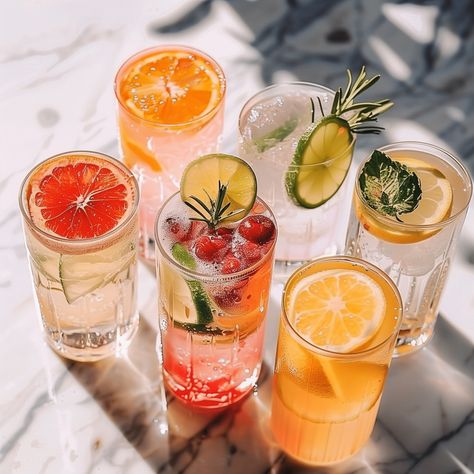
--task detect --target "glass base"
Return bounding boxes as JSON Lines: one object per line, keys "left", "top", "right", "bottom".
{"left": 273, "top": 259, "right": 311, "bottom": 282}
{"left": 139, "top": 232, "right": 157, "bottom": 264}
{"left": 45, "top": 316, "right": 139, "bottom": 362}
{"left": 163, "top": 363, "right": 260, "bottom": 411}
{"left": 393, "top": 326, "right": 434, "bottom": 357}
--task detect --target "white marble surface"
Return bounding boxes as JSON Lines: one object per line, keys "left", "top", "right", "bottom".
{"left": 1, "top": 1, "right": 473, "bottom": 473}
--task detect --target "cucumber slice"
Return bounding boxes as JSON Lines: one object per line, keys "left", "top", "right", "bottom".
{"left": 286, "top": 116, "right": 353, "bottom": 209}
{"left": 161, "top": 243, "right": 213, "bottom": 327}
{"left": 59, "top": 242, "right": 135, "bottom": 304}
{"left": 253, "top": 117, "right": 298, "bottom": 152}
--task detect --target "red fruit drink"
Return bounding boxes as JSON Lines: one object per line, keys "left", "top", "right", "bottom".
{"left": 155, "top": 194, "right": 276, "bottom": 409}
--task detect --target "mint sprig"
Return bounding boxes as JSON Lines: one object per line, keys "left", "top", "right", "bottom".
{"left": 253, "top": 117, "right": 298, "bottom": 152}
{"left": 359, "top": 150, "right": 422, "bottom": 221}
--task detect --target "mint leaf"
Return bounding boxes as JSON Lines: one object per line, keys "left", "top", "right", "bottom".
{"left": 254, "top": 117, "right": 298, "bottom": 152}
{"left": 172, "top": 243, "right": 196, "bottom": 270}
{"left": 359, "top": 150, "right": 422, "bottom": 220}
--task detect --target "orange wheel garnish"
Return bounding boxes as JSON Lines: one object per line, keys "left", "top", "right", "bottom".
{"left": 119, "top": 49, "right": 224, "bottom": 125}
{"left": 27, "top": 155, "right": 135, "bottom": 239}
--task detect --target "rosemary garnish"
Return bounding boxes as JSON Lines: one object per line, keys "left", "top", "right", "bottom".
{"left": 330, "top": 66, "right": 393, "bottom": 135}
{"left": 184, "top": 181, "right": 245, "bottom": 229}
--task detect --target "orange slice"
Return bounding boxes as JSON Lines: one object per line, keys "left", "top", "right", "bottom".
{"left": 289, "top": 269, "right": 385, "bottom": 352}
{"left": 121, "top": 135, "right": 162, "bottom": 172}
{"left": 27, "top": 154, "right": 136, "bottom": 239}
{"left": 119, "top": 49, "right": 224, "bottom": 125}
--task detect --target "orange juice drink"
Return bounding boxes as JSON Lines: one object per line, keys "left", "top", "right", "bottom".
{"left": 271, "top": 256, "right": 402, "bottom": 465}
{"left": 115, "top": 46, "right": 226, "bottom": 260}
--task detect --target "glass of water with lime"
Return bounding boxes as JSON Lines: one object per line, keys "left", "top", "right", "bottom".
{"left": 238, "top": 68, "right": 393, "bottom": 276}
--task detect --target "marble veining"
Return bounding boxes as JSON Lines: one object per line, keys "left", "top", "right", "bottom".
{"left": 1, "top": 0, "right": 473, "bottom": 473}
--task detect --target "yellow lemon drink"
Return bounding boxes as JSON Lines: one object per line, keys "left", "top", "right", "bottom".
{"left": 271, "top": 256, "right": 402, "bottom": 466}
{"left": 345, "top": 142, "right": 472, "bottom": 355}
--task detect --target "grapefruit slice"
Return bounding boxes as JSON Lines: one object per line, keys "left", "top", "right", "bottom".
{"left": 119, "top": 49, "right": 225, "bottom": 125}
{"left": 27, "top": 153, "right": 136, "bottom": 239}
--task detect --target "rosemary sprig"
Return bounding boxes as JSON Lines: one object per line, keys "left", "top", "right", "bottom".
{"left": 330, "top": 66, "right": 393, "bottom": 135}
{"left": 184, "top": 181, "right": 245, "bottom": 229}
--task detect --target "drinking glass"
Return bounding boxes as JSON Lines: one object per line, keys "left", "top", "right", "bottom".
{"left": 155, "top": 193, "right": 276, "bottom": 410}
{"left": 345, "top": 142, "right": 472, "bottom": 356}
{"left": 19, "top": 151, "right": 139, "bottom": 361}
{"left": 271, "top": 256, "right": 402, "bottom": 465}
{"left": 239, "top": 83, "right": 355, "bottom": 276}
{"left": 115, "top": 45, "right": 226, "bottom": 261}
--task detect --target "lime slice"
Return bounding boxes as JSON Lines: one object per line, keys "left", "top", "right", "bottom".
{"left": 59, "top": 242, "right": 135, "bottom": 304}
{"left": 161, "top": 243, "right": 213, "bottom": 327}
{"left": 253, "top": 117, "right": 298, "bottom": 152}
{"left": 286, "top": 116, "right": 353, "bottom": 208}
{"left": 180, "top": 154, "right": 257, "bottom": 224}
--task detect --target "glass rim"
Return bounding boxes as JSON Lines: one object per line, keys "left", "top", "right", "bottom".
{"left": 114, "top": 44, "right": 226, "bottom": 129}
{"left": 238, "top": 81, "right": 356, "bottom": 165}
{"left": 18, "top": 150, "right": 140, "bottom": 246}
{"left": 238, "top": 81, "right": 335, "bottom": 135}
{"left": 281, "top": 255, "right": 403, "bottom": 359}
{"left": 355, "top": 141, "right": 473, "bottom": 231}
{"left": 154, "top": 191, "right": 277, "bottom": 282}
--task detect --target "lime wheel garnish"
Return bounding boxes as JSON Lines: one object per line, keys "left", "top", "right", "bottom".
{"left": 286, "top": 116, "right": 353, "bottom": 208}
{"left": 180, "top": 153, "right": 257, "bottom": 226}
{"left": 27, "top": 154, "right": 135, "bottom": 239}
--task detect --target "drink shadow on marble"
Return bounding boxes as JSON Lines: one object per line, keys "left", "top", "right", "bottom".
{"left": 40, "top": 308, "right": 473, "bottom": 473}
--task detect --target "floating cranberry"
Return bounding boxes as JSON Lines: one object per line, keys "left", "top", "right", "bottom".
{"left": 238, "top": 215, "right": 275, "bottom": 244}
{"left": 164, "top": 217, "right": 191, "bottom": 242}
{"left": 222, "top": 255, "right": 241, "bottom": 274}
{"left": 194, "top": 235, "right": 228, "bottom": 262}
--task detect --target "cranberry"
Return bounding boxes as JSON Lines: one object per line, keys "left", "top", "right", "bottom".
{"left": 164, "top": 217, "right": 191, "bottom": 242}
{"left": 238, "top": 215, "right": 275, "bottom": 244}
{"left": 187, "top": 221, "right": 207, "bottom": 240}
{"left": 235, "top": 241, "right": 261, "bottom": 263}
{"left": 216, "top": 226, "right": 234, "bottom": 242}
{"left": 194, "top": 235, "right": 228, "bottom": 262}
{"left": 222, "top": 255, "right": 241, "bottom": 274}
{"left": 214, "top": 287, "right": 243, "bottom": 308}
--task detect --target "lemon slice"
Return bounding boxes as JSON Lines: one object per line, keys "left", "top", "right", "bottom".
{"left": 290, "top": 269, "right": 385, "bottom": 353}
{"left": 285, "top": 116, "right": 353, "bottom": 208}
{"left": 399, "top": 158, "right": 453, "bottom": 225}
{"left": 180, "top": 154, "right": 257, "bottom": 223}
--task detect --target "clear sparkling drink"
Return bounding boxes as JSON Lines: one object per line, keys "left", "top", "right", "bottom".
{"left": 19, "top": 151, "right": 139, "bottom": 361}
{"left": 345, "top": 142, "right": 472, "bottom": 355}
{"left": 239, "top": 83, "right": 355, "bottom": 273}
{"left": 115, "top": 46, "right": 226, "bottom": 261}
